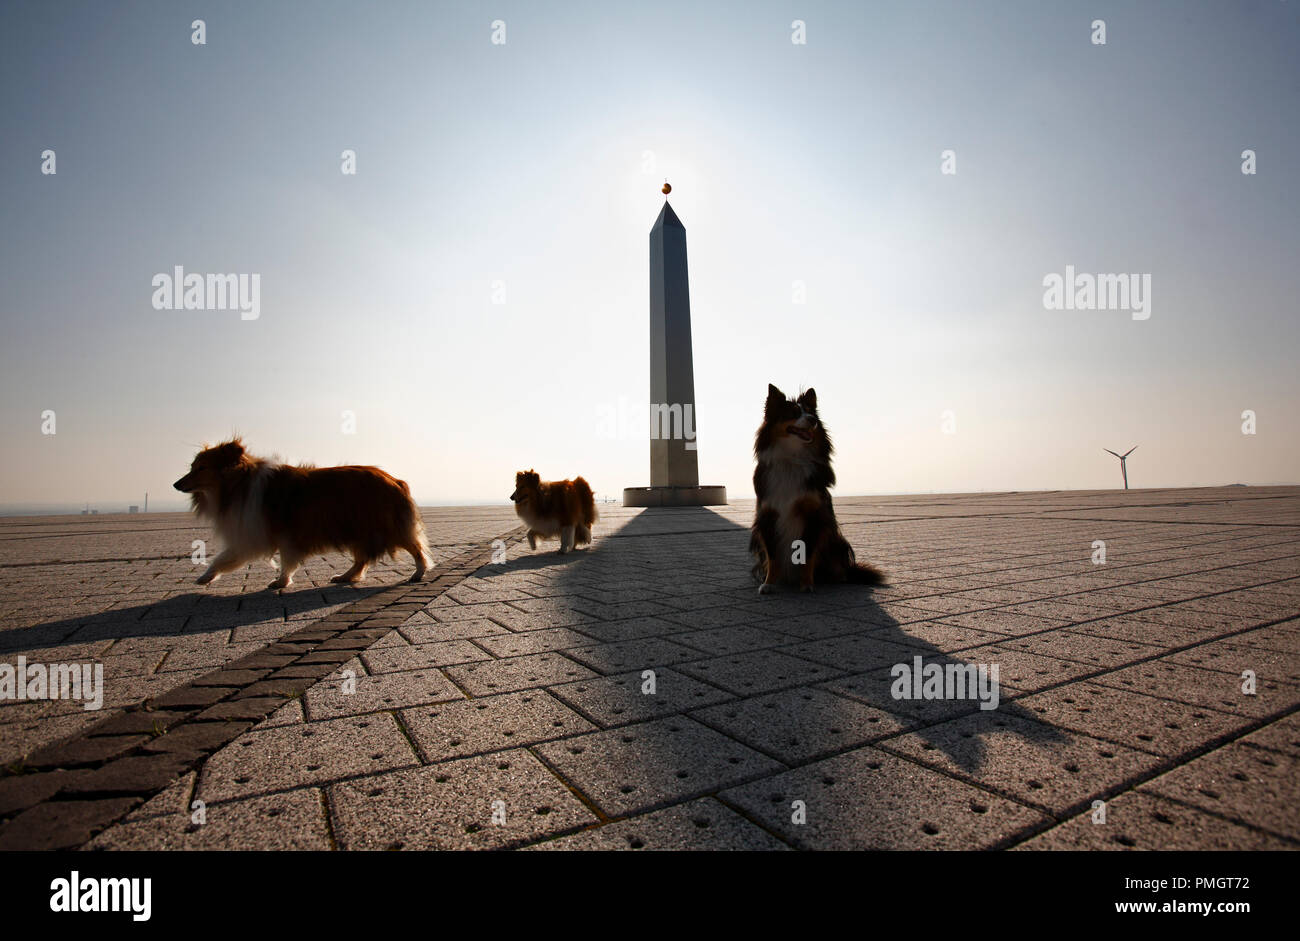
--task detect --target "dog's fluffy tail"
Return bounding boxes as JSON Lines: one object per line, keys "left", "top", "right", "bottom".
{"left": 573, "top": 476, "right": 597, "bottom": 528}
{"left": 845, "top": 561, "right": 886, "bottom": 586}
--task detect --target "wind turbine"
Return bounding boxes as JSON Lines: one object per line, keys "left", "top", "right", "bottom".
{"left": 1104, "top": 446, "right": 1138, "bottom": 489}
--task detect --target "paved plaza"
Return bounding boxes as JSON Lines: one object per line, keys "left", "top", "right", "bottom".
{"left": 0, "top": 487, "right": 1297, "bottom": 850}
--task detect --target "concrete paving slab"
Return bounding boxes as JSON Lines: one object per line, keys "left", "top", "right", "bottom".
{"left": 89, "top": 788, "right": 330, "bottom": 850}
{"left": 328, "top": 750, "right": 598, "bottom": 850}
{"left": 1140, "top": 742, "right": 1300, "bottom": 841}
{"left": 692, "top": 686, "right": 910, "bottom": 763}
{"left": 1014, "top": 682, "right": 1254, "bottom": 757}
{"left": 879, "top": 712, "right": 1164, "bottom": 816}
{"left": 527, "top": 797, "right": 790, "bottom": 850}
{"left": 444, "top": 652, "right": 596, "bottom": 695}
{"left": 401, "top": 690, "right": 595, "bottom": 761}
{"left": 548, "top": 668, "right": 732, "bottom": 727}
{"left": 197, "top": 713, "right": 419, "bottom": 802}
{"left": 534, "top": 716, "right": 784, "bottom": 817}
{"left": 1012, "top": 790, "right": 1292, "bottom": 850}
{"left": 718, "top": 746, "right": 1050, "bottom": 850}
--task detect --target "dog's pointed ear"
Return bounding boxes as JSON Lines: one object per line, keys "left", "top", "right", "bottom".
{"left": 798, "top": 388, "right": 817, "bottom": 411}
{"left": 767, "top": 383, "right": 784, "bottom": 402}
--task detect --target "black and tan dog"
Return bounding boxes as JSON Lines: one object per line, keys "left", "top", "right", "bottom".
{"left": 749, "top": 384, "right": 885, "bottom": 593}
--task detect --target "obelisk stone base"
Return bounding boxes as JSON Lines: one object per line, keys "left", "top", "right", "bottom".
{"left": 623, "top": 485, "right": 727, "bottom": 508}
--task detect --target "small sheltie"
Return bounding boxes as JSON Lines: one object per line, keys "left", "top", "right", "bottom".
{"left": 510, "top": 470, "right": 597, "bottom": 553}
{"left": 174, "top": 438, "right": 431, "bottom": 591}
{"left": 750, "top": 384, "right": 885, "bottom": 593}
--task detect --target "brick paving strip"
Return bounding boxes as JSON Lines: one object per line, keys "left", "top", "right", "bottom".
{"left": 0, "top": 526, "right": 527, "bottom": 849}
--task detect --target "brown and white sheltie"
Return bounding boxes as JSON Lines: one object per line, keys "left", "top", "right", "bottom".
{"left": 750, "top": 384, "right": 885, "bottom": 593}
{"left": 174, "top": 438, "right": 431, "bottom": 591}
{"left": 510, "top": 470, "right": 597, "bottom": 553}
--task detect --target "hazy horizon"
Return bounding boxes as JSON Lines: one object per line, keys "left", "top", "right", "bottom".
{"left": 3, "top": 0, "right": 1298, "bottom": 508}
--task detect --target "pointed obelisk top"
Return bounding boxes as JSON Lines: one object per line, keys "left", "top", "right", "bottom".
{"left": 652, "top": 199, "right": 684, "bottom": 231}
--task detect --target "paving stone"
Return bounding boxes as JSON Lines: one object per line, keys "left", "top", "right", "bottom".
{"left": 0, "top": 770, "right": 75, "bottom": 816}
{"left": 474, "top": 628, "right": 599, "bottom": 658}
{"left": 821, "top": 667, "right": 989, "bottom": 724}
{"left": 563, "top": 616, "right": 690, "bottom": 643}
{"left": 1140, "top": 742, "right": 1300, "bottom": 841}
{"left": 198, "top": 714, "right": 418, "bottom": 802}
{"left": 0, "top": 797, "right": 142, "bottom": 850}
{"left": 888, "top": 622, "right": 1009, "bottom": 653}
{"left": 26, "top": 733, "right": 149, "bottom": 770}
{"left": 534, "top": 717, "right": 783, "bottom": 817}
{"left": 674, "top": 650, "right": 844, "bottom": 695}
{"left": 778, "top": 636, "right": 927, "bottom": 673}
{"left": 878, "top": 712, "right": 1164, "bottom": 816}
{"left": 196, "top": 696, "right": 287, "bottom": 722}
{"left": 1066, "top": 616, "right": 1205, "bottom": 648}
{"left": 402, "top": 690, "right": 595, "bottom": 761}
{"left": 1236, "top": 712, "right": 1300, "bottom": 758}
{"left": 528, "top": 797, "right": 791, "bottom": 850}
{"left": 1165, "top": 637, "right": 1300, "bottom": 683}
{"left": 399, "top": 617, "right": 511, "bottom": 642}
{"left": 1013, "top": 790, "right": 1293, "bottom": 850}
{"left": 669, "top": 625, "right": 798, "bottom": 656}
{"left": 996, "top": 629, "right": 1163, "bottom": 669}
{"left": 950, "top": 642, "right": 1100, "bottom": 692}
{"left": 692, "top": 686, "right": 910, "bottom": 763}
{"left": 361, "top": 640, "right": 489, "bottom": 674}
{"left": 89, "top": 788, "right": 330, "bottom": 850}
{"left": 304, "top": 665, "right": 463, "bottom": 721}
{"left": 58, "top": 750, "right": 203, "bottom": 797}
{"left": 444, "top": 652, "right": 596, "bottom": 695}
{"left": 548, "top": 668, "right": 732, "bottom": 727}
{"left": 329, "top": 750, "right": 597, "bottom": 849}
{"left": 148, "top": 685, "right": 236, "bottom": 709}
{"left": 141, "top": 721, "right": 252, "bottom": 755}
{"left": 562, "top": 638, "right": 705, "bottom": 674}
{"left": 719, "top": 747, "right": 1050, "bottom": 850}
{"left": 1014, "top": 682, "right": 1253, "bottom": 757}
{"left": 1088, "top": 657, "right": 1300, "bottom": 718}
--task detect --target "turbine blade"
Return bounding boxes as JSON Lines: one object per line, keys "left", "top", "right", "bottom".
{"left": 1104, "top": 449, "right": 1120, "bottom": 458}
{"left": 1123, "top": 446, "right": 1138, "bottom": 458}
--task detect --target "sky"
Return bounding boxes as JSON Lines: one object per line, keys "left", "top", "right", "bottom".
{"left": 1, "top": 0, "right": 1297, "bottom": 512}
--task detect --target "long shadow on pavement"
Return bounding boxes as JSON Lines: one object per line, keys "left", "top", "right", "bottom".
{"left": 495, "top": 507, "right": 1069, "bottom": 834}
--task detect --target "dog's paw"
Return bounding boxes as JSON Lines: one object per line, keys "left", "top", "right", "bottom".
{"left": 758, "top": 583, "right": 773, "bottom": 595}
{"left": 195, "top": 573, "right": 215, "bottom": 586}
{"left": 267, "top": 578, "right": 289, "bottom": 591}
{"left": 800, "top": 584, "right": 816, "bottom": 594}
{"left": 329, "top": 574, "right": 356, "bottom": 585}
{"left": 408, "top": 572, "right": 424, "bottom": 583}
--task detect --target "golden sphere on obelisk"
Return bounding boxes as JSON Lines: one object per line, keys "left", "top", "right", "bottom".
{"left": 662, "top": 181, "right": 672, "bottom": 195}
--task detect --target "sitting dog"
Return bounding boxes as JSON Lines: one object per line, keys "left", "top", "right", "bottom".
{"left": 749, "top": 384, "right": 885, "bottom": 593}
{"left": 510, "top": 470, "right": 597, "bottom": 553}
{"left": 174, "top": 438, "right": 430, "bottom": 591}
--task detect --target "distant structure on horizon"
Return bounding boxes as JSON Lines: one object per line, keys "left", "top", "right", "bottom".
{"left": 1104, "top": 446, "right": 1138, "bottom": 489}
{"left": 624, "top": 187, "right": 726, "bottom": 508}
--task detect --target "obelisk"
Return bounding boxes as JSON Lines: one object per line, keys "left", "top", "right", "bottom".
{"left": 624, "top": 186, "right": 727, "bottom": 507}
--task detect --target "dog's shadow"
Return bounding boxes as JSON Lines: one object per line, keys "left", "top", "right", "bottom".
{"left": 477, "top": 547, "right": 592, "bottom": 576}
{"left": 542, "top": 507, "right": 1067, "bottom": 776}
{"left": 0, "top": 583, "right": 391, "bottom": 656}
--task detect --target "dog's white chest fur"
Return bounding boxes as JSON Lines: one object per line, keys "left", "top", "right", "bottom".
{"left": 758, "top": 447, "right": 816, "bottom": 561}
{"left": 516, "top": 504, "right": 562, "bottom": 537}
